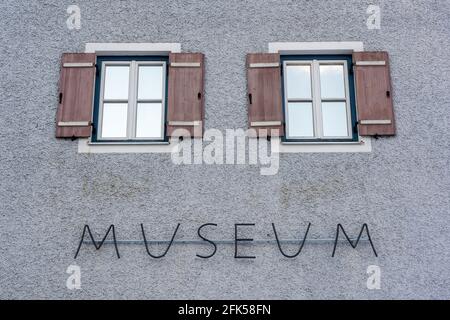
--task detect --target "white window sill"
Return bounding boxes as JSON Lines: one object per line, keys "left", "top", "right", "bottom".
{"left": 274, "top": 137, "right": 372, "bottom": 153}
{"left": 88, "top": 141, "right": 170, "bottom": 145}
{"left": 78, "top": 138, "right": 179, "bottom": 153}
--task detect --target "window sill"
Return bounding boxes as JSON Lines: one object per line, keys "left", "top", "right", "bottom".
{"left": 281, "top": 140, "right": 361, "bottom": 145}
{"left": 78, "top": 138, "right": 178, "bottom": 153}
{"left": 274, "top": 137, "right": 372, "bottom": 153}
{"left": 88, "top": 141, "right": 170, "bottom": 145}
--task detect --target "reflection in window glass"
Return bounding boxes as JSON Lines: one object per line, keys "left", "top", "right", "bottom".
{"left": 286, "top": 65, "right": 312, "bottom": 99}
{"left": 138, "top": 66, "right": 163, "bottom": 100}
{"left": 287, "top": 102, "right": 314, "bottom": 137}
{"left": 322, "top": 102, "right": 348, "bottom": 137}
{"left": 101, "top": 103, "right": 128, "bottom": 138}
{"left": 320, "top": 65, "right": 345, "bottom": 99}
{"left": 104, "top": 66, "right": 130, "bottom": 100}
{"left": 136, "top": 103, "right": 163, "bottom": 138}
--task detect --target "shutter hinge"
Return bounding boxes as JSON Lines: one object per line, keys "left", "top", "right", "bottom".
{"left": 59, "top": 92, "right": 63, "bottom": 104}
{"left": 353, "top": 121, "right": 358, "bottom": 134}
{"left": 91, "top": 121, "right": 97, "bottom": 135}
{"left": 95, "top": 64, "right": 99, "bottom": 76}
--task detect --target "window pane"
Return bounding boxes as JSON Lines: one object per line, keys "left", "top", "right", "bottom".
{"left": 287, "top": 102, "right": 314, "bottom": 137}
{"left": 322, "top": 102, "right": 349, "bottom": 137}
{"left": 101, "top": 103, "right": 128, "bottom": 138}
{"left": 320, "top": 65, "right": 345, "bottom": 99}
{"left": 136, "top": 103, "right": 163, "bottom": 138}
{"left": 286, "top": 65, "right": 312, "bottom": 99}
{"left": 138, "top": 66, "right": 163, "bottom": 100}
{"left": 104, "top": 66, "right": 129, "bottom": 100}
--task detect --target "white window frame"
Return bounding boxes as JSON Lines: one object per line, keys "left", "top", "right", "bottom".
{"left": 97, "top": 60, "right": 167, "bottom": 141}
{"left": 268, "top": 41, "right": 372, "bottom": 153}
{"left": 283, "top": 59, "right": 352, "bottom": 141}
{"left": 78, "top": 43, "right": 181, "bottom": 154}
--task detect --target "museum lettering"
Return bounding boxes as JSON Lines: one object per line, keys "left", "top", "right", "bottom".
{"left": 74, "top": 222, "right": 378, "bottom": 259}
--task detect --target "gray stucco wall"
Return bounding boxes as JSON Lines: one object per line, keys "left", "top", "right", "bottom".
{"left": 1, "top": 0, "right": 449, "bottom": 299}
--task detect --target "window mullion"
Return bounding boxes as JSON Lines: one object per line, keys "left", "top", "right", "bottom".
{"left": 312, "top": 60, "right": 323, "bottom": 139}
{"left": 343, "top": 60, "right": 352, "bottom": 138}
{"left": 98, "top": 61, "right": 107, "bottom": 139}
{"left": 127, "top": 61, "right": 138, "bottom": 139}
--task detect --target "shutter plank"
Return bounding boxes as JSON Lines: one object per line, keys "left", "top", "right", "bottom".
{"left": 246, "top": 53, "right": 284, "bottom": 137}
{"left": 167, "top": 53, "right": 204, "bottom": 137}
{"left": 56, "top": 53, "right": 96, "bottom": 138}
{"left": 353, "top": 51, "right": 395, "bottom": 136}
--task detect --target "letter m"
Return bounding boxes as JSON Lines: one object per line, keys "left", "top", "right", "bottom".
{"left": 74, "top": 225, "right": 120, "bottom": 259}
{"left": 332, "top": 224, "right": 378, "bottom": 257}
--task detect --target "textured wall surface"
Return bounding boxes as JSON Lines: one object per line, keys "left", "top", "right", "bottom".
{"left": 1, "top": 0, "right": 449, "bottom": 299}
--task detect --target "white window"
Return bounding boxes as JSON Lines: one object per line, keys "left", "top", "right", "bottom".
{"left": 98, "top": 59, "right": 166, "bottom": 141}
{"left": 283, "top": 59, "right": 353, "bottom": 141}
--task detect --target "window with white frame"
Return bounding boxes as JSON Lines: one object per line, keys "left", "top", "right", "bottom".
{"left": 93, "top": 56, "right": 167, "bottom": 142}
{"left": 282, "top": 55, "right": 358, "bottom": 142}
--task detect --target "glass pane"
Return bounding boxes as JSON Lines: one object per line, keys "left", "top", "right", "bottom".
{"left": 320, "top": 65, "right": 345, "bottom": 99}
{"left": 322, "top": 102, "right": 349, "bottom": 137}
{"left": 286, "top": 65, "right": 312, "bottom": 99}
{"left": 287, "top": 102, "right": 314, "bottom": 137}
{"left": 101, "top": 103, "right": 128, "bottom": 138}
{"left": 136, "top": 103, "right": 163, "bottom": 138}
{"left": 104, "top": 66, "right": 130, "bottom": 100}
{"left": 138, "top": 66, "right": 163, "bottom": 100}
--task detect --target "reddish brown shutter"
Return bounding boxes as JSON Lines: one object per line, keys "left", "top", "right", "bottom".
{"left": 167, "top": 53, "right": 205, "bottom": 138}
{"left": 246, "top": 53, "right": 284, "bottom": 137}
{"left": 353, "top": 52, "right": 395, "bottom": 136}
{"left": 56, "top": 53, "right": 96, "bottom": 138}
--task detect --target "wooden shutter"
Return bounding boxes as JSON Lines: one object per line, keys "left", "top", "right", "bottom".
{"left": 167, "top": 53, "right": 205, "bottom": 138}
{"left": 56, "top": 53, "right": 96, "bottom": 138}
{"left": 353, "top": 52, "right": 395, "bottom": 136}
{"left": 246, "top": 53, "right": 284, "bottom": 137}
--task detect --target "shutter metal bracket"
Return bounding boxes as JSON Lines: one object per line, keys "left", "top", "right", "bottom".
{"left": 249, "top": 62, "right": 280, "bottom": 68}
{"left": 170, "top": 62, "right": 201, "bottom": 68}
{"left": 63, "top": 62, "right": 95, "bottom": 68}
{"left": 354, "top": 61, "right": 386, "bottom": 66}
